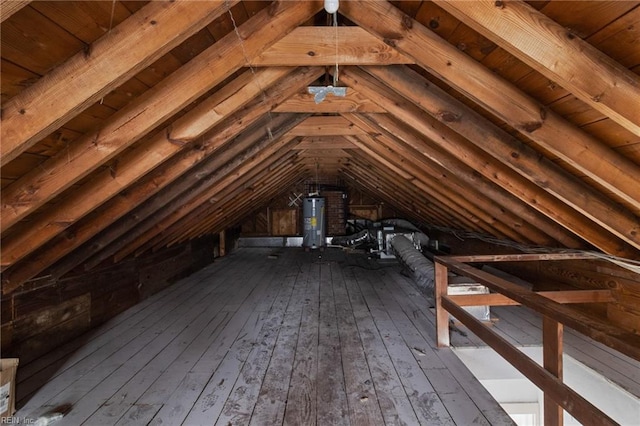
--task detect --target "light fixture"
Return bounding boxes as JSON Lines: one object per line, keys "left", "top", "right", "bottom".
{"left": 308, "top": 85, "right": 347, "bottom": 104}
{"left": 307, "top": 0, "right": 347, "bottom": 104}
{"left": 324, "top": 0, "right": 339, "bottom": 14}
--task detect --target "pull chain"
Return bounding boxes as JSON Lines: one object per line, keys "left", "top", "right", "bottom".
{"left": 333, "top": 12, "right": 339, "bottom": 86}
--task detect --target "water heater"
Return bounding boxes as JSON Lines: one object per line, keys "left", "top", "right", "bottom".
{"left": 302, "top": 197, "right": 325, "bottom": 249}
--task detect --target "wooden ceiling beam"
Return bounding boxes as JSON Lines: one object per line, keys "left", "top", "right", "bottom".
{"left": 1, "top": 0, "right": 323, "bottom": 231}
{"left": 339, "top": 172, "right": 440, "bottom": 227}
{"left": 0, "top": 67, "right": 322, "bottom": 273}
{"left": 346, "top": 136, "right": 492, "bottom": 235}
{"left": 0, "top": 0, "right": 30, "bottom": 23}
{"left": 341, "top": 1, "right": 640, "bottom": 212}
{"left": 346, "top": 118, "right": 519, "bottom": 239}
{"left": 193, "top": 169, "right": 306, "bottom": 244}
{"left": 348, "top": 163, "right": 472, "bottom": 231}
{"left": 435, "top": 0, "right": 640, "bottom": 137}
{"left": 45, "top": 163, "right": 304, "bottom": 283}
{"left": 339, "top": 66, "right": 640, "bottom": 257}
{"left": 133, "top": 151, "right": 301, "bottom": 260}
{"left": 84, "top": 129, "right": 304, "bottom": 270}
{"left": 155, "top": 158, "right": 304, "bottom": 250}
{"left": 346, "top": 124, "right": 555, "bottom": 246}
{"left": 104, "top": 137, "right": 304, "bottom": 265}
{"left": 346, "top": 134, "right": 520, "bottom": 241}
{"left": 251, "top": 26, "right": 413, "bottom": 66}
{"left": 156, "top": 145, "right": 303, "bottom": 249}
{"left": 293, "top": 136, "right": 359, "bottom": 150}
{"left": 172, "top": 151, "right": 306, "bottom": 245}
{"left": 119, "top": 114, "right": 303, "bottom": 253}
{"left": 363, "top": 65, "right": 640, "bottom": 251}
{"left": 206, "top": 171, "right": 306, "bottom": 239}
{"left": 339, "top": 162, "right": 455, "bottom": 228}
{"left": 119, "top": 157, "right": 301, "bottom": 261}
{"left": 0, "top": 1, "right": 237, "bottom": 166}
{"left": 0, "top": 110, "right": 304, "bottom": 291}
{"left": 179, "top": 164, "right": 306, "bottom": 246}
{"left": 341, "top": 149, "right": 464, "bottom": 228}
{"left": 352, "top": 112, "right": 586, "bottom": 249}
{"left": 287, "top": 115, "right": 368, "bottom": 136}
{"left": 0, "top": 66, "right": 293, "bottom": 232}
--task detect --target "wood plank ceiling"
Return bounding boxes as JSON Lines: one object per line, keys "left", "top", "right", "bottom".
{"left": 1, "top": 0, "right": 639, "bottom": 293}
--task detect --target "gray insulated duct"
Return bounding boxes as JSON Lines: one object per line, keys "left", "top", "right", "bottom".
{"left": 390, "top": 234, "right": 435, "bottom": 301}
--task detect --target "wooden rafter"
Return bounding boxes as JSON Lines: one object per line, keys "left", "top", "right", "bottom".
{"left": 0, "top": 113, "right": 307, "bottom": 289}
{"left": 349, "top": 112, "right": 586, "bottom": 249}
{"left": 0, "top": 0, "right": 323, "bottom": 232}
{"left": 340, "top": 153, "right": 457, "bottom": 229}
{"left": 154, "top": 150, "right": 305, "bottom": 247}
{"left": 340, "top": 0, "right": 640, "bottom": 212}
{"left": 435, "top": 0, "right": 640, "bottom": 137}
{"left": 344, "top": 117, "right": 557, "bottom": 245}
{"left": 0, "top": 1, "right": 237, "bottom": 166}
{"left": 345, "top": 130, "right": 518, "bottom": 239}
{"left": 0, "top": 0, "right": 30, "bottom": 23}
{"left": 177, "top": 166, "right": 306, "bottom": 249}
{"left": 0, "top": 66, "right": 323, "bottom": 276}
{"left": 338, "top": 66, "right": 640, "bottom": 257}
{"left": 343, "top": 68, "right": 611, "bottom": 250}
{"left": 84, "top": 119, "right": 306, "bottom": 270}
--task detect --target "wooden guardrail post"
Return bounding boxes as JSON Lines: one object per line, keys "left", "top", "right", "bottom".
{"left": 435, "top": 260, "right": 450, "bottom": 348}
{"left": 543, "top": 316, "right": 564, "bottom": 426}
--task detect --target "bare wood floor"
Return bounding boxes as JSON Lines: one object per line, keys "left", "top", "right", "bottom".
{"left": 15, "top": 248, "right": 514, "bottom": 425}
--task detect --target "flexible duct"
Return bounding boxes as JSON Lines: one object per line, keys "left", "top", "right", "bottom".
{"left": 390, "top": 234, "right": 435, "bottom": 301}
{"left": 331, "top": 229, "right": 376, "bottom": 249}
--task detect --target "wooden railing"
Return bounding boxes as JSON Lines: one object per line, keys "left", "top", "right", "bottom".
{"left": 434, "top": 253, "right": 640, "bottom": 426}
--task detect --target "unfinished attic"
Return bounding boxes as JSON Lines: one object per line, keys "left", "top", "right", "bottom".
{"left": 1, "top": 0, "right": 640, "bottom": 424}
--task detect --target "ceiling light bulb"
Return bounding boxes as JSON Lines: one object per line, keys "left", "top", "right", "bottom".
{"left": 324, "top": 0, "right": 339, "bottom": 14}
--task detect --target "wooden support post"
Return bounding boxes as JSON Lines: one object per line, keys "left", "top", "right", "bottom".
{"left": 219, "top": 230, "right": 226, "bottom": 257}
{"left": 543, "top": 316, "right": 564, "bottom": 426}
{"left": 435, "top": 260, "right": 450, "bottom": 348}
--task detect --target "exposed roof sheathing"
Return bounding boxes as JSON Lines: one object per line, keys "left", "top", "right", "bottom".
{"left": 1, "top": 0, "right": 639, "bottom": 293}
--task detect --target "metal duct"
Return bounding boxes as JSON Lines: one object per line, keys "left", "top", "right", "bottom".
{"left": 382, "top": 219, "right": 430, "bottom": 249}
{"left": 390, "top": 234, "right": 435, "bottom": 301}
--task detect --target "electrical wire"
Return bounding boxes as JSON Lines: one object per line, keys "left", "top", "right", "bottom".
{"left": 226, "top": 1, "right": 274, "bottom": 140}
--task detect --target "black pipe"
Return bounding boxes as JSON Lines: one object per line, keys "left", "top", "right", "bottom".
{"left": 331, "top": 229, "right": 376, "bottom": 249}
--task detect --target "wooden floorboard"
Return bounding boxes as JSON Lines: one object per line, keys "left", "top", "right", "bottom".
{"left": 343, "top": 264, "right": 421, "bottom": 425}
{"left": 16, "top": 259, "right": 234, "bottom": 404}
{"left": 249, "top": 256, "right": 308, "bottom": 425}
{"left": 16, "top": 248, "right": 520, "bottom": 425}
{"left": 315, "top": 261, "right": 350, "bottom": 425}
{"left": 18, "top": 255, "right": 242, "bottom": 420}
